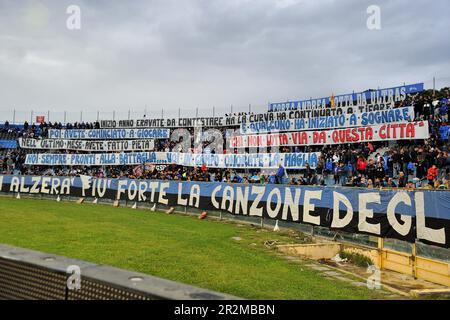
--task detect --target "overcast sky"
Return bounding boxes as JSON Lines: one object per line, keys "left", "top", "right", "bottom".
{"left": 1, "top": 0, "right": 449, "bottom": 120}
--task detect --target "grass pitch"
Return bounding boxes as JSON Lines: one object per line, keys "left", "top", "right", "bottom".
{"left": 0, "top": 197, "right": 388, "bottom": 299}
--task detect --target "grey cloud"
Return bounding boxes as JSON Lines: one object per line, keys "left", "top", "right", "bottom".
{"left": 0, "top": 0, "right": 449, "bottom": 121}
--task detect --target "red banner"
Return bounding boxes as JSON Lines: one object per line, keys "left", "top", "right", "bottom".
{"left": 230, "top": 121, "right": 429, "bottom": 148}
{"left": 36, "top": 116, "right": 45, "bottom": 124}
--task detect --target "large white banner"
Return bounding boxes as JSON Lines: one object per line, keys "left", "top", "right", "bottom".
{"left": 18, "top": 138, "right": 155, "bottom": 152}
{"left": 240, "top": 106, "right": 414, "bottom": 134}
{"left": 100, "top": 117, "right": 231, "bottom": 129}
{"left": 24, "top": 151, "right": 320, "bottom": 169}
{"left": 231, "top": 121, "right": 429, "bottom": 148}
{"left": 48, "top": 128, "right": 170, "bottom": 140}
{"left": 99, "top": 104, "right": 396, "bottom": 129}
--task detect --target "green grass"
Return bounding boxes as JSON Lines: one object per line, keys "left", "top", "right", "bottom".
{"left": 0, "top": 196, "right": 388, "bottom": 299}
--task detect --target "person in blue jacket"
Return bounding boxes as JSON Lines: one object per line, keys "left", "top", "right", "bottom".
{"left": 276, "top": 164, "right": 285, "bottom": 184}
{"left": 268, "top": 174, "right": 277, "bottom": 184}
{"left": 439, "top": 123, "right": 449, "bottom": 143}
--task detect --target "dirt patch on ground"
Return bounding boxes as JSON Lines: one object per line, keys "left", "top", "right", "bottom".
{"left": 317, "top": 259, "right": 448, "bottom": 294}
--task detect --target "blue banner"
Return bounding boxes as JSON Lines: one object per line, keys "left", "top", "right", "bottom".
{"left": 24, "top": 152, "right": 320, "bottom": 169}
{"left": 48, "top": 128, "right": 170, "bottom": 140}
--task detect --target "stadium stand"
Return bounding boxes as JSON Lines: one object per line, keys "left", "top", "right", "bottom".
{"left": 0, "top": 86, "right": 449, "bottom": 189}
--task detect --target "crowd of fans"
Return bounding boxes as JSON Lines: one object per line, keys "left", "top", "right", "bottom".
{"left": 1, "top": 87, "right": 449, "bottom": 190}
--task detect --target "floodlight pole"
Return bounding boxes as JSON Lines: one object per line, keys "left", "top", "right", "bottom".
{"left": 433, "top": 77, "right": 436, "bottom": 98}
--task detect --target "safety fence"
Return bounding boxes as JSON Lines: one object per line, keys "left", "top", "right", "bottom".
{"left": 1, "top": 104, "right": 269, "bottom": 126}
{"left": 0, "top": 242, "right": 238, "bottom": 300}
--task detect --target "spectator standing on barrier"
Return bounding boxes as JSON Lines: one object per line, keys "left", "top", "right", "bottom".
{"left": 416, "top": 159, "right": 427, "bottom": 186}
{"left": 376, "top": 162, "right": 385, "bottom": 181}
{"left": 367, "top": 159, "right": 376, "bottom": 183}
{"left": 346, "top": 161, "right": 353, "bottom": 181}
{"left": 316, "top": 156, "right": 324, "bottom": 182}
{"left": 336, "top": 162, "right": 346, "bottom": 186}
{"left": 399, "top": 149, "right": 411, "bottom": 174}
{"left": 324, "top": 157, "right": 333, "bottom": 176}
{"left": 386, "top": 151, "right": 394, "bottom": 178}
{"left": 333, "top": 163, "right": 340, "bottom": 185}
{"left": 6, "top": 156, "right": 14, "bottom": 174}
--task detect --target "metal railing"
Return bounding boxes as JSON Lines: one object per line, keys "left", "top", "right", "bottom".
{"left": 1, "top": 104, "right": 269, "bottom": 126}
{"left": 0, "top": 243, "right": 239, "bottom": 300}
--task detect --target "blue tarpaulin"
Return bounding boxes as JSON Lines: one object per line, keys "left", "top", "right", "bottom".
{"left": 0, "top": 140, "right": 17, "bottom": 149}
